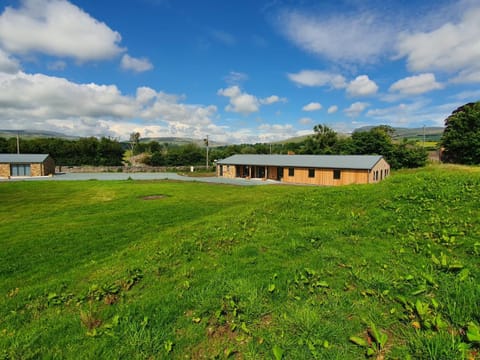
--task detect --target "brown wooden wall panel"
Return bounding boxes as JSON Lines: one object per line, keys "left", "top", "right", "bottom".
{"left": 0, "top": 164, "right": 9, "bottom": 177}
{"left": 217, "top": 157, "right": 391, "bottom": 186}
{"left": 266, "top": 166, "right": 278, "bottom": 180}
{"left": 282, "top": 167, "right": 369, "bottom": 186}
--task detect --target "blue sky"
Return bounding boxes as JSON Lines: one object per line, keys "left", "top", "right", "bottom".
{"left": 0, "top": 0, "right": 479, "bottom": 143}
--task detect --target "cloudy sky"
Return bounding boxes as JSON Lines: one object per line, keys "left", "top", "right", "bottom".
{"left": 0, "top": 0, "right": 479, "bottom": 143}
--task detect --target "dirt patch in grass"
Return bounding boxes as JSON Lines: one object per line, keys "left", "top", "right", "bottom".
{"left": 206, "top": 322, "right": 239, "bottom": 342}
{"left": 187, "top": 320, "right": 249, "bottom": 359}
{"left": 258, "top": 314, "right": 273, "bottom": 327}
{"left": 141, "top": 195, "right": 169, "bottom": 200}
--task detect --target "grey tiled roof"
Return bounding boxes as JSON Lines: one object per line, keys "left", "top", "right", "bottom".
{"left": 0, "top": 154, "right": 50, "bottom": 163}
{"left": 217, "top": 154, "right": 384, "bottom": 170}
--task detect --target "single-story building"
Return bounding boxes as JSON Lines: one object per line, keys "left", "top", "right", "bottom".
{"left": 0, "top": 154, "right": 55, "bottom": 178}
{"left": 216, "top": 154, "right": 390, "bottom": 186}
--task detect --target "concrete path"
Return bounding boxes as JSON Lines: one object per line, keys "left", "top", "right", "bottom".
{"left": 2, "top": 172, "right": 278, "bottom": 186}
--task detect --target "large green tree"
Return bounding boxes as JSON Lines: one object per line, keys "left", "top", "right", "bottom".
{"left": 351, "top": 126, "right": 395, "bottom": 157}
{"left": 301, "top": 124, "right": 338, "bottom": 154}
{"left": 441, "top": 101, "right": 480, "bottom": 164}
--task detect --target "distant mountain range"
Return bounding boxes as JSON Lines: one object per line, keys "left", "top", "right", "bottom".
{"left": 354, "top": 126, "right": 444, "bottom": 140}
{"left": 140, "top": 137, "right": 227, "bottom": 147}
{"left": 0, "top": 129, "right": 80, "bottom": 140}
{"left": 274, "top": 126, "right": 444, "bottom": 144}
{"left": 1, "top": 126, "right": 444, "bottom": 145}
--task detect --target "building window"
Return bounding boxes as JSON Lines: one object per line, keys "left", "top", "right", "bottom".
{"left": 308, "top": 168, "right": 315, "bottom": 178}
{"left": 288, "top": 167, "right": 295, "bottom": 176}
{"left": 11, "top": 164, "right": 31, "bottom": 176}
{"left": 333, "top": 169, "right": 341, "bottom": 180}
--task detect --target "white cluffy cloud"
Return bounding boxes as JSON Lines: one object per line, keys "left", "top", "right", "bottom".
{"left": 288, "top": 71, "right": 378, "bottom": 98}
{"left": 280, "top": 10, "right": 393, "bottom": 63}
{"left": 121, "top": 54, "right": 153, "bottom": 73}
{"left": 0, "top": 0, "right": 124, "bottom": 61}
{"left": 344, "top": 102, "right": 369, "bottom": 117}
{"left": 389, "top": 73, "right": 443, "bottom": 95}
{"left": 0, "top": 48, "right": 19, "bottom": 73}
{"left": 288, "top": 70, "right": 346, "bottom": 88}
{"left": 217, "top": 86, "right": 259, "bottom": 114}
{"left": 347, "top": 75, "right": 378, "bottom": 96}
{"left": 217, "top": 85, "right": 285, "bottom": 115}
{"left": 397, "top": 6, "right": 480, "bottom": 83}
{"left": 451, "top": 69, "right": 480, "bottom": 84}
{"left": 260, "top": 95, "right": 287, "bottom": 105}
{"left": 302, "top": 102, "right": 322, "bottom": 111}
{"left": 0, "top": 71, "right": 218, "bottom": 140}
{"left": 327, "top": 105, "right": 338, "bottom": 114}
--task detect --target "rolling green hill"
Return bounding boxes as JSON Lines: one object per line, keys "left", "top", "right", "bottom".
{"left": 0, "top": 129, "right": 79, "bottom": 140}
{"left": 0, "top": 130, "right": 226, "bottom": 147}
{"left": 2, "top": 126, "right": 445, "bottom": 146}
{"left": 275, "top": 126, "right": 444, "bottom": 145}
{"left": 140, "top": 137, "right": 227, "bottom": 147}
{"left": 354, "top": 126, "right": 444, "bottom": 141}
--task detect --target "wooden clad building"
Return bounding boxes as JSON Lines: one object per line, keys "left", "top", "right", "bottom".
{"left": 0, "top": 154, "right": 55, "bottom": 178}
{"left": 216, "top": 154, "right": 390, "bottom": 186}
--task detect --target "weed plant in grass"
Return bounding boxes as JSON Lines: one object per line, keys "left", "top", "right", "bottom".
{"left": 0, "top": 164, "right": 479, "bottom": 359}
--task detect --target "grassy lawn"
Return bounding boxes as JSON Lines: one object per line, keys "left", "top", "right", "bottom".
{"left": 1, "top": 165, "right": 479, "bottom": 359}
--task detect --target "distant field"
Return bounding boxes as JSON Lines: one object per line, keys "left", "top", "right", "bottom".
{"left": 411, "top": 140, "right": 439, "bottom": 151}
{"left": 420, "top": 141, "right": 439, "bottom": 148}
{"left": 1, "top": 165, "right": 479, "bottom": 359}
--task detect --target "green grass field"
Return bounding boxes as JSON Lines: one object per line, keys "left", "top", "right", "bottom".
{"left": 1, "top": 165, "right": 479, "bottom": 359}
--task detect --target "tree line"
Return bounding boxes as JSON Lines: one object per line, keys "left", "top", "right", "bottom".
{"left": 298, "top": 124, "right": 428, "bottom": 169}
{"left": 141, "top": 125, "right": 428, "bottom": 169}
{"left": 0, "top": 124, "right": 430, "bottom": 169}
{"left": 0, "top": 136, "right": 124, "bottom": 166}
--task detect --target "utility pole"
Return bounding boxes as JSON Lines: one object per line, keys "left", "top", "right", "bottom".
{"left": 204, "top": 135, "right": 209, "bottom": 170}
{"left": 16, "top": 132, "right": 20, "bottom": 154}
{"left": 423, "top": 125, "right": 426, "bottom": 147}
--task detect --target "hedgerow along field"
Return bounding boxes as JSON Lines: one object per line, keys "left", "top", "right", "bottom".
{"left": 1, "top": 165, "right": 479, "bottom": 359}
